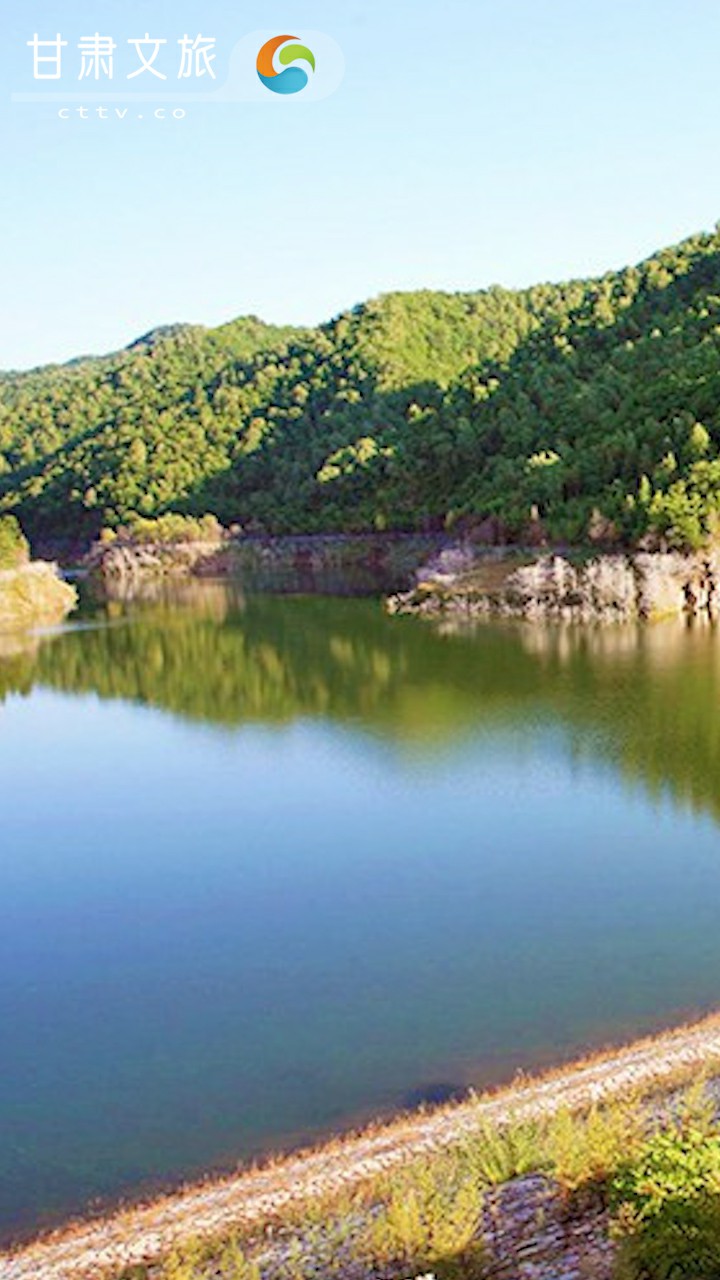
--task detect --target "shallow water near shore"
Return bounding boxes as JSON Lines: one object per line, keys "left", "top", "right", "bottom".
{"left": 3, "top": 581, "right": 720, "bottom": 1241}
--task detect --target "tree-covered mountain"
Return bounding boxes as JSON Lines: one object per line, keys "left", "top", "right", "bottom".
{"left": 5, "top": 226, "right": 720, "bottom": 548}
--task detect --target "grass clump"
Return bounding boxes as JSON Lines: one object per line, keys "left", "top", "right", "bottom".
{"left": 159, "top": 1236, "right": 261, "bottom": 1280}
{"left": 546, "top": 1098, "right": 648, "bottom": 1196}
{"left": 364, "top": 1156, "right": 484, "bottom": 1278}
{"left": 457, "top": 1113, "right": 544, "bottom": 1186}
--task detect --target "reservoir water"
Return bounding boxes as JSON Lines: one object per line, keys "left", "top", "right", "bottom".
{"left": 2, "top": 582, "right": 720, "bottom": 1239}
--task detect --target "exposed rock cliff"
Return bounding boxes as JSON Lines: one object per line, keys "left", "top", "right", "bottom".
{"left": 387, "top": 549, "right": 720, "bottom": 623}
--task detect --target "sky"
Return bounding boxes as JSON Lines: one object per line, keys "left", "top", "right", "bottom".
{"left": 4, "top": 0, "right": 720, "bottom": 370}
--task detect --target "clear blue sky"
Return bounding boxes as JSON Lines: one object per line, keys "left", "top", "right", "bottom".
{"left": 4, "top": 0, "right": 720, "bottom": 370}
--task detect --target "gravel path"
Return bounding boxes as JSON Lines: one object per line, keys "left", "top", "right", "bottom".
{"left": 3, "top": 1016, "right": 720, "bottom": 1280}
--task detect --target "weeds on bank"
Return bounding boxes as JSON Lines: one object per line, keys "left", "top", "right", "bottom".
{"left": 457, "top": 1112, "right": 543, "bottom": 1185}
{"left": 160, "top": 1236, "right": 261, "bottom": 1280}
{"left": 363, "top": 1157, "right": 484, "bottom": 1277}
{"left": 545, "top": 1096, "right": 648, "bottom": 1195}
{"left": 156, "top": 1151, "right": 488, "bottom": 1279}
{"left": 152, "top": 1082, "right": 720, "bottom": 1280}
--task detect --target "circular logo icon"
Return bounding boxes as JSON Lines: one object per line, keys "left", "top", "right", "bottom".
{"left": 256, "top": 35, "right": 316, "bottom": 95}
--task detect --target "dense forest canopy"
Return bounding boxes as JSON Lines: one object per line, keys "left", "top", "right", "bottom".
{"left": 5, "top": 226, "right": 720, "bottom": 548}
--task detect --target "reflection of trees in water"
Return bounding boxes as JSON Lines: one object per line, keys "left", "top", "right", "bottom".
{"left": 96, "top": 576, "right": 243, "bottom": 620}
{"left": 0, "top": 631, "right": 39, "bottom": 707}
{"left": 2, "top": 584, "right": 720, "bottom": 820}
{"left": 472, "top": 615, "right": 720, "bottom": 820}
{"left": 0, "top": 632, "right": 41, "bottom": 664}
{"left": 517, "top": 617, "right": 720, "bottom": 820}
{"left": 0, "top": 588, "right": 533, "bottom": 731}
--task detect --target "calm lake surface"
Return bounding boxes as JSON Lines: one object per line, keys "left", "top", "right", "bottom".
{"left": 3, "top": 580, "right": 720, "bottom": 1239}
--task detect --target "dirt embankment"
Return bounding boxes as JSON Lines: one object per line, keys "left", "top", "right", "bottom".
{"left": 4, "top": 1014, "right": 720, "bottom": 1280}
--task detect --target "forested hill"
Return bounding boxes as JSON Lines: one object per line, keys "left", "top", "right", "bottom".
{"left": 5, "top": 226, "right": 720, "bottom": 549}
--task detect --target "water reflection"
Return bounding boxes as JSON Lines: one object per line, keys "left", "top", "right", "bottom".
{"left": 2, "top": 584, "right": 720, "bottom": 820}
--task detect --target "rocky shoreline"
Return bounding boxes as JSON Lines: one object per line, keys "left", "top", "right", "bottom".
{"left": 84, "top": 532, "right": 720, "bottom": 625}
{"left": 84, "top": 532, "right": 455, "bottom": 596}
{"left": 387, "top": 546, "right": 720, "bottom": 624}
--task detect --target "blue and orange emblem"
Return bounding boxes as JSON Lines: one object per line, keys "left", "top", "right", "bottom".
{"left": 256, "top": 35, "right": 316, "bottom": 94}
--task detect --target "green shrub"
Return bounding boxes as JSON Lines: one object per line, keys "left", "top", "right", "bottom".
{"left": 0, "top": 515, "right": 29, "bottom": 569}
{"left": 612, "top": 1127, "right": 720, "bottom": 1278}
{"left": 648, "top": 460, "right": 720, "bottom": 550}
{"left": 119, "top": 513, "right": 223, "bottom": 545}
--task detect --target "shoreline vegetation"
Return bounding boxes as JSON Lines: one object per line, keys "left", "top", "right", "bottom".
{"left": 5, "top": 1015, "right": 720, "bottom": 1280}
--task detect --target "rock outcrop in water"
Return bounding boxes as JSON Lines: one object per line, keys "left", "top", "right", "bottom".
{"left": 387, "top": 548, "right": 720, "bottom": 623}
{"left": 0, "top": 563, "right": 77, "bottom": 632}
